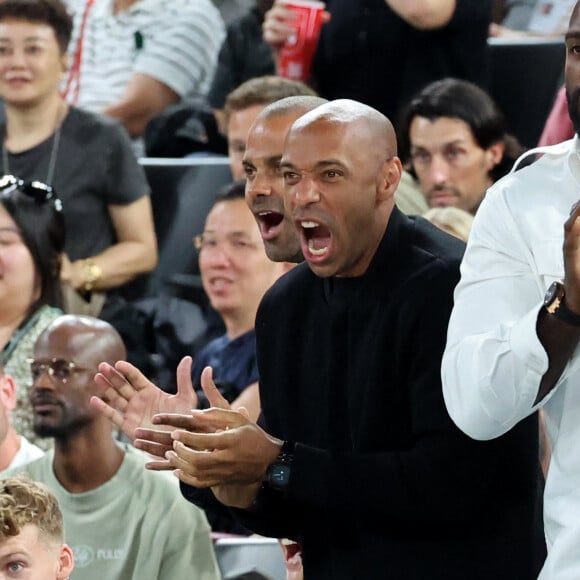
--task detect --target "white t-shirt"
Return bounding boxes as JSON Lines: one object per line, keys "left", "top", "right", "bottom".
{"left": 1, "top": 436, "right": 44, "bottom": 473}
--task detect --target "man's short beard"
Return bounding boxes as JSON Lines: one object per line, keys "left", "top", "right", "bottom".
{"left": 33, "top": 416, "right": 92, "bottom": 440}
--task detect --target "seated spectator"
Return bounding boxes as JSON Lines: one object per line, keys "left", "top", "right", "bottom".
{"left": 0, "top": 176, "right": 64, "bottom": 450}
{"left": 0, "top": 476, "right": 74, "bottom": 579}
{"left": 192, "top": 180, "right": 288, "bottom": 421}
{"left": 0, "top": 0, "right": 157, "bottom": 316}
{"left": 10, "top": 315, "right": 220, "bottom": 580}
{"left": 208, "top": 0, "right": 276, "bottom": 113}
{"left": 398, "top": 78, "right": 525, "bottom": 214}
{"left": 263, "top": 0, "right": 492, "bottom": 120}
{"left": 63, "top": 0, "right": 225, "bottom": 149}
{"left": 423, "top": 206, "right": 474, "bottom": 241}
{"left": 0, "top": 366, "right": 43, "bottom": 474}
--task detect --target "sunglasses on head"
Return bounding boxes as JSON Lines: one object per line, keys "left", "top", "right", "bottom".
{"left": 0, "top": 175, "right": 63, "bottom": 212}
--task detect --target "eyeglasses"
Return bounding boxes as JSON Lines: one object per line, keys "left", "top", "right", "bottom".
{"left": 28, "top": 358, "right": 93, "bottom": 385}
{"left": 0, "top": 175, "right": 63, "bottom": 212}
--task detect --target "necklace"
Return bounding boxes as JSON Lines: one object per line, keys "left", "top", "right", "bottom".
{"left": 2, "top": 102, "right": 66, "bottom": 185}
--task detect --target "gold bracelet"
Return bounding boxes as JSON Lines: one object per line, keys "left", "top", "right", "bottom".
{"left": 81, "top": 259, "right": 102, "bottom": 293}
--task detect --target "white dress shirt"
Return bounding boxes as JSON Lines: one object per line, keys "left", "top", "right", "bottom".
{"left": 442, "top": 137, "right": 580, "bottom": 579}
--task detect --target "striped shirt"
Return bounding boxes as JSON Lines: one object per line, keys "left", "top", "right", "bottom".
{"left": 64, "top": 0, "right": 225, "bottom": 112}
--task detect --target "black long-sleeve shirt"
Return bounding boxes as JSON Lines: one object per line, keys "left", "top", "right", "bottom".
{"left": 232, "top": 208, "right": 543, "bottom": 579}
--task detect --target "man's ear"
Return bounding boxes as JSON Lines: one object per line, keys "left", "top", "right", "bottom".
{"left": 485, "top": 141, "right": 505, "bottom": 171}
{"left": 0, "top": 374, "right": 16, "bottom": 414}
{"left": 57, "top": 544, "right": 74, "bottom": 579}
{"left": 377, "top": 156, "right": 403, "bottom": 202}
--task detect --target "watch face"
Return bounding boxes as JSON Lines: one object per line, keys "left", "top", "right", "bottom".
{"left": 268, "top": 464, "right": 291, "bottom": 490}
{"left": 544, "top": 280, "right": 562, "bottom": 308}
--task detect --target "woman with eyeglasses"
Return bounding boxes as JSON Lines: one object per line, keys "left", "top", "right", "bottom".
{"left": 0, "top": 175, "right": 65, "bottom": 450}
{"left": 0, "top": 0, "right": 157, "bottom": 316}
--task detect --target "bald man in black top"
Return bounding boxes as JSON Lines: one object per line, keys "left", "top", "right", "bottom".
{"left": 117, "top": 100, "right": 543, "bottom": 579}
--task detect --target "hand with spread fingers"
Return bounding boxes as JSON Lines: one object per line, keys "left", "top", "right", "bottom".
{"left": 90, "top": 355, "right": 198, "bottom": 442}
{"left": 137, "top": 366, "right": 282, "bottom": 509}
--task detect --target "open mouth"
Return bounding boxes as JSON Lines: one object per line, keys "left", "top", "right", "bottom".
{"left": 257, "top": 210, "right": 284, "bottom": 239}
{"left": 300, "top": 220, "right": 331, "bottom": 258}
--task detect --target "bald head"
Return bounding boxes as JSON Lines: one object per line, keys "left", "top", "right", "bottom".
{"left": 254, "top": 95, "right": 328, "bottom": 124}
{"left": 36, "top": 315, "right": 126, "bottom": 368}
{"left": 290, "top": 99, "right": 398, "bottom": 158}
{"left": 31, "top": 316, "right": 126, "bottom": 440}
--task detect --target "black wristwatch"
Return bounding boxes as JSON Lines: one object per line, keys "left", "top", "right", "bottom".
{"left": 543, "top": 280, "right": 580, "bottom": 326}
{"left": 265, "top": 441, "right": 295, "bottom": 492}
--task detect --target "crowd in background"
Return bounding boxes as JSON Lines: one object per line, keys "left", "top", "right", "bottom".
{"left": 0, "top": 0, "right": 576, "bottom": 579}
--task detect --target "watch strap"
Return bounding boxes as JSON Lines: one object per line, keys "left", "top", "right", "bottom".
{"left": 265, "top": 440, "right": 295, "bottom": 491}
{"left": 544, "top": 280, "right": 580, "bottom": 326}
{"left": 554, "top": 297, "right": 580, "bottom": 326}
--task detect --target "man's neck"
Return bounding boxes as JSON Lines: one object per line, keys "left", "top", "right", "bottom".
{"left": 223, "top": 312, "right": 255, "bottom": 341}
{"left": 0, "top": 428, "right": 21, "bottom": 472}
{"left": 52, "top": 425, "right": 125, "bottom": 493}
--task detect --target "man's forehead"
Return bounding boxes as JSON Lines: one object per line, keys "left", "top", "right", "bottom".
{"left": 410, "top": 117, "right": 478, "bottom": 144}
{"left": 244, "top": 122, "right": 290, "bottom": 161}
{"left": 250, "top": 113, "right": 300, "bottom": 140}
{"left": 35, "top": 326, "right": 92, "bottom": 357}
{"left": 284, "top": 118, "right": 346, "bottom": 155}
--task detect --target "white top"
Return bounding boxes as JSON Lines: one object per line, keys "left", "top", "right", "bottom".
{"left": 1, "top": 436, "right": 45, "bottom": 473}
{"left": 442, "top": 137, "right": 580, "bottom": 579}
{"left": 64, "top": 0, "right": 225, "bottom": 111}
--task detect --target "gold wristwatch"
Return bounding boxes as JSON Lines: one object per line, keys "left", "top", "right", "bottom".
{"left": 80, "top": 259, "right": 102, "bottom": 293}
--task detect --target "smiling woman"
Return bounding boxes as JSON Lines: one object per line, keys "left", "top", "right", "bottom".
{"left": 0, "top": 0, "right": 157, "bottom": 317}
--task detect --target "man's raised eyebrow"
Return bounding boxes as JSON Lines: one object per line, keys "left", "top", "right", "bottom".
{"left": 280, "top": 159, "right": 345, "bottom": 171}
{"left": 279, "top": 160, "right": 295, "bottom": 170}
{"left": 412, "top": 138, "right": 468, "bottom": 149}
{"left": 267, "top": 155, "right": 283, "bottom": 166}
{"left": 566, "top": 31, "right": 580, "bottom": 42}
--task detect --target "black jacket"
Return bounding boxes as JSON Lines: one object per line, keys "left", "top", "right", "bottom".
{"left": 232, "top": 209, "right": 543, "bottom": 579}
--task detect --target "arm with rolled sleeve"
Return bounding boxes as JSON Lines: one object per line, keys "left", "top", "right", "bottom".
{"left": 442, "top": 183, "right": 576, "bottom": 440}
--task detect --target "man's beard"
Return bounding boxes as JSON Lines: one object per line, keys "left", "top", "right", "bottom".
{"left": 566, "top": 86, "right": 580, "bottom": 137}
{"left": 34, "top": 415, "right": 92, "bottom": 440}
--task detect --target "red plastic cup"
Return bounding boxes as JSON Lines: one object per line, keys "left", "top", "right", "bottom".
{"left": 278, "top": 0, "right": 325, "bottom": 81}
